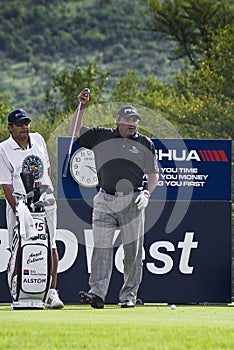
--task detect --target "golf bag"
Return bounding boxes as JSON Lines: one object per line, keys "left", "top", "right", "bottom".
{"left": 7, "top": 172, "right": 52, "bottom": 309}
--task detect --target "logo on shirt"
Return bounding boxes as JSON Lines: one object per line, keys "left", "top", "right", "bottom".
{"left": 129, "top": 146, "right": 140, "bottom": 154}
{"left": 22, "top": 155, "right": 44, "bottom": 180}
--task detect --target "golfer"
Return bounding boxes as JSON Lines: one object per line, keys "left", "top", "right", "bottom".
{"left": 71, "top": 90, "right": 159, "bottom": 308}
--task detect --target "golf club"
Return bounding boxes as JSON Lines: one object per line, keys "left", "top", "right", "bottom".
{"left": 62, "top": 87, "right": 90, "bottom": 178}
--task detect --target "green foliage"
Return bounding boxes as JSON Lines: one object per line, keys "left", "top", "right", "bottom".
{"left": 162, "top": 25, "right": 233, "bottom": 140}
{"left": 0, "top": 0, "right": 176, "bottom": 108}
{"left": 47, "top": 62, "right": 109, "bottom": 111}
{"left": 0, "top": 93, "right": 11, "bottom": 141}
{"left": 43, "top": 61, "right": 110, "bottom": 135}
{"left": 0, "top": 93, "right": 11, "bottom": 198}
{"left": 142, "top": 0, "right": 234, "bottom": 68}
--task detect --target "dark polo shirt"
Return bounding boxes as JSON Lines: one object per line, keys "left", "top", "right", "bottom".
{"left": 77, "top": 126, "right": 158, "bottom": 194}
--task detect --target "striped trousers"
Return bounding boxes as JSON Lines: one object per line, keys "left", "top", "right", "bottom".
{"left": 89, "top": 191, "right": 145, "bottom": 303}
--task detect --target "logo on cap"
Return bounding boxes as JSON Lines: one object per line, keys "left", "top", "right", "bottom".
{"left": 123, "top": 107, "right": 137, "bottom": 115}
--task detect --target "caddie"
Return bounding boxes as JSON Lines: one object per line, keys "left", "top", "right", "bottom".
{"left": 0, "top": 109, "right": 64, "bottom": 309}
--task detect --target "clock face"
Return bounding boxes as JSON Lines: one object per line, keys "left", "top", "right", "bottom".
{"left": 70, "top": 147, "right": 98, "bottom": 188}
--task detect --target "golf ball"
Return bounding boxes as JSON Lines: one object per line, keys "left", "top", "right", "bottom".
{"left": 170, "top": 304, "right": 176, "bottom": 310}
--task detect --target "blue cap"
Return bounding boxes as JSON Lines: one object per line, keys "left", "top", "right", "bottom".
{"left": 8, "top": 109, "right": 31, "bottom": 125}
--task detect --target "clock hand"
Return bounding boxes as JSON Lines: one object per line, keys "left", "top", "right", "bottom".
{"left": 85, "top": 165, "right": 96, "bottom": 173}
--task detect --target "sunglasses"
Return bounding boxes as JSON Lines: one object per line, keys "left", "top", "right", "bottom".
{"left": 14, "top": 120, "right": 31, "bottom": 127}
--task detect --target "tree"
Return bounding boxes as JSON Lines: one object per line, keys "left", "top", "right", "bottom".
{"left": 171, "top": 24, "right": 234, "bottom": 139}
{"left": 110, "top": 24, "right": 234, "bottom": 139}
{"left": 0, "top": 93, "right": 11, "bottom": 197}
{"left": 142, "top": 0, "right": 234, "bottom": 68}
{"left": 42, "top": 61, "right": 110, "bottom": 136}
{"left": 0, "top": 93, "right": 11, "bottom": 142}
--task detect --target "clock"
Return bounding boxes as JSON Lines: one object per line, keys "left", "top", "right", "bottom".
{"left": 70, "top": 147, "right": 98, "bottom": 187}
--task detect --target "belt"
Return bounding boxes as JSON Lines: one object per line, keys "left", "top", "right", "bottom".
{"left": 100, "top": 189, "right": 139, "bottom": 197}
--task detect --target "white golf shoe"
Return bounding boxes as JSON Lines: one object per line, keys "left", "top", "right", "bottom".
{"left": 45, "top": 289, "right": 64, "bottom": 309}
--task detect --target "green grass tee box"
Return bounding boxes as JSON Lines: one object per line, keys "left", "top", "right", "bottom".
{"left": 0, "top": 304, "right": 234, "bottom": 350}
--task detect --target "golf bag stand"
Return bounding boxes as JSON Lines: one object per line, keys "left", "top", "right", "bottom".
{"left": 7, "top": 171, "right": 52, "bottom": 309}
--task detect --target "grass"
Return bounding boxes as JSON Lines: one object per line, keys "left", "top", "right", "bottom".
{"left": 0, "top": 304, "right": 234, "bottom": 349}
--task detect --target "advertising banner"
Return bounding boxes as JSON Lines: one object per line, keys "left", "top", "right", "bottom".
{"left": 0, "top": 138, "right": 232, "bottom": 304}
{"left": 55, "top": 199, "right": 232, "bottom": 304}
{"left": 0, "top": 199, "right": 231, "bottom": 304}
{"left": 153, "top": 138, "right": 231, "bottom": 201}
{"left": 58, "top": 138, "right": 232, "bottom": 201}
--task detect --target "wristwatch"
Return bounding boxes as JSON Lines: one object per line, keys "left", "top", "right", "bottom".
{"left": 70, "top": 147, "right": 98, "bottom": 187}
